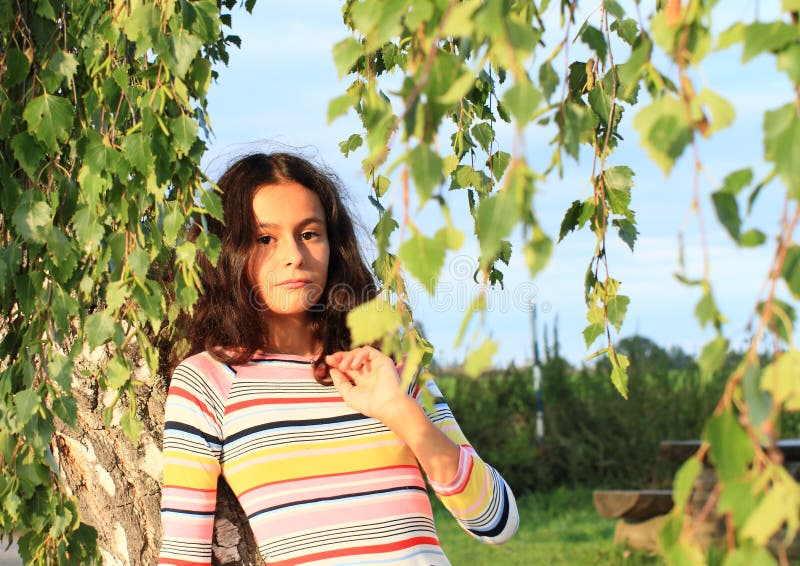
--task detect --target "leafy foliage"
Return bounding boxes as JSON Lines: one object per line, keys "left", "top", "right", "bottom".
{"left": 0, "top": 0, "right": 243, "bottom": 561}
{"left": 333, "top": 1, "right": 800, "bottom": 563}
{"left": 2, "top": 0, "right": 800, "bottom": 563}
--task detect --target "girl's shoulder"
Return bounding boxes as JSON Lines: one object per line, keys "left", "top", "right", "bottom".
{"left": 172, "top": 350, "right": 238, "bottom": 394}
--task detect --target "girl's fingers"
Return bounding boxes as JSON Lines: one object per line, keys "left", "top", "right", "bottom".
{"left": 325, "top": 352, "right": 344, "bottom": 365}
{"left": 329, "top": 368, "right": 353, "bottom": 393}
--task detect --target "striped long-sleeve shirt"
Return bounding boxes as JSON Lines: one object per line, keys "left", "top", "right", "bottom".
{"left": 158, "top": 352, "right": 519, "bottom": 565}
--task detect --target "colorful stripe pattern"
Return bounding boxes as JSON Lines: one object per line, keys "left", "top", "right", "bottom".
{"left": 159, "top": 352, "right": 518, "bottom": 565}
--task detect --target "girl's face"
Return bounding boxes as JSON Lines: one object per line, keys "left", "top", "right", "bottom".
{"left": 248, "top": 182, "right": 330, "bottom": 320}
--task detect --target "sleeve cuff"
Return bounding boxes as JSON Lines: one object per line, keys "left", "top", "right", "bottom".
{"left": 428, "top": 445, "right": 475, "bottom": 496}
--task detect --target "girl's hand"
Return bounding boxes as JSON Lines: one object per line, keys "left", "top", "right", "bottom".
{"left": 325, "top": 346, "right": 407, "bottom": 422}
{"left": 326, "top": 346, "right": 461, "bottom": 484}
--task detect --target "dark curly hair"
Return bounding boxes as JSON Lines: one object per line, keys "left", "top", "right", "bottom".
{"left": 188, "top": 152, "right": 377, "bottom": 384}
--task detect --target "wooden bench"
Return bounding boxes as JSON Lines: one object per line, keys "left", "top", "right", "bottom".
{"left": 592, "top": 489, "right": 673, "bottom": 553}
{"left": 593, "top": 489, "right": 673, "bottom": 520}
{"left": 594, "top": 439, "right": 800, "bottom": 554}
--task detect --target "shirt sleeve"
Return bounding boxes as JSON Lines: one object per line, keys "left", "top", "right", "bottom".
{"left": 158, "top": 360, "right": 225, "bottom": 566}
{"left": 413, "top": 375, "right": 520, "bottom": 545}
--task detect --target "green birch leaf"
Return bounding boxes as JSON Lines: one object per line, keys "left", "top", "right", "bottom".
{"left": 338, "top": 133, "right": 363, "bottom": 157}
{"left": 717, "top": 22, "right": 744, "bottom": 51}
{"left": 120, "top": 2, "right": 161, "bottom": 50}
{"left": 10, "top": 132, "right": 44, "bottom": 181}
{"left": 673, "top": 458, "right": 702, "bottom": 508}
{"left": 742, "top": 22, "right": 797, "bottom": 62}
{"left": 559, "top": 200, "right": 583, "bottom": 241}
{"left": 374, "top": 175, "right": 391, "bottom": 198}
{"left": 764, "top": 104, "right": 800, "bottom": 199}
{"left": 739, "top": 229, "right": 766, "bottom": 247}
{"left": 711, "top": 191, "right": 741, "bottom": 241}
{"left": 742, "top": 366, "right": 771, "bottom": 444}
{"left": 607, "top": 295, "right": 629, "bottom": 332}
{"left": 441, "top": 0, "right": 480, "bottom": 36}
{"left": 695, "top": 288, "right": 725, "bottom": 329}
{"left": 603, "top": 166, "right": 634, "bottom": 215}
{"left": 560, "top": 102, "right": 598, "bottom": 159}
{"left": 438, "top": 72, "right": 477, "bottom": 104}
{"left": 380, "top": 43, "right": 402, "bottom": 70}
{"left": 476, "top": 190, "right": 519, "bottom": 266}
{"left": 582, "top": 323, "right": 604, "bottom": 348}
{"left": 610, "top": 352, "right": 629, "bottom": 398}
{"left": 720, "top": 168, "right": 753, "bottom": 195}
{"left": 162, "top": 205, "right": 184, "bottom": 246}
{"left": 487, "top": 150, "right": 511, "bottom": 181}
{"left": 85, "top": 310, "right": 115, "bottom": 349}
{"left": 333, "top": 37, "right": 362, "bottom": 78}
{"left": 105, "top": 281, "right": 130, "bottom": 312}
{"left": 180, "top": 0, "right": 220, "bottom": 43}
{"left": 633, "top": 94, "right": 691, "bottom": 175}
{"left": 581, "top": 25, "right": 607, "bottom": 61}
{"left": 52, "top": 396, "right": 78, "bottom": 428}
{"left": 398, "top": 229, "right": 446, "bottom": 295}
{"left": 328, "top": 92, "right": 357, "bottom": 123}
{"left": 610, "top": 18, "right": 638, "bottom": 46}
{"left": 524, "top": 226, "right": 553, "bottom": 278}
{"left": 718, "top": 480, "right": 763, "bottom": 532}
{"left": 128, "top": 248, "right": 151, "bottom": 281}
{"left": 46, "top": 227, "right": 77, "bottom": 277}
{"left": 777, "top": 44, "right": 800, "bottom": 84}
{"left": 761, "top": 350, "right": 800, "bottom": 411}
{"left": 703, "top": 409, "right": 753, "bottom": 483}
{"left": 106, "top": 357, "right": 130, "bottom": 389}
{"left": 47, "top": 353, "right": 74, "bottom": 393}
{"left": 408, "top": 144, "right": 443, "bottom": 202}
{"left": 195, "top": 231, "right": 220, "bottom": 266}
{"left": 538, "top": 62, "right": 559, "bottom": 101}
{"left": 781, "top": 244, "right": 800, "bottom": 298}
{"left": 347, "top": 297, "right": 402, "bottom": 346}
{"left": 165, "top": 29, "right": 203, "bottom": 78}
{"left": 72, "top": 205, "right": 105, "bottom": 251}
{"left": 612, "top": 218, "right": 638, "bottom": 251}
{"left": 4, "top": 47, "right": 30, "bottom": 87}
{"left": 121, "top": 133, "right": 153, "bottom": 175}
{"left": 741, "top": 482, "right": 797, "bottom": 545}
{"left": 471, "top": 122, "right": 495, "bottom": 152}
{"left": 14, "top": 389, "right": 41, "bottom": 429}
{"left": 200, "top": 189, "right": 223, "bottom": 221}
{"left": 695, "top": 88, "right": 735, "bottom": 134}
{"left": 698, "top": 336, "right": 728, "bottom": 382}
{"left": 588, "top": 86, "right": 615, "bottom": 127}
{"left": 47, "top": 51, "right": 79, "bottom": 81}
{"left": 120, "top": 411, "right": 143, "bottom": 444}
{"left": 463, "top": 338, "right": 497, "bottom": 378}
{"left": 721, "top": 544, "right": 777, "bottom": 566}
{"left": 502, "top": 79, "right": 542, "bottom": 125}
{"left": 170, "top": 114, "right": 199, "bottom": 155}
{"left": 12, "top": 193, "right": 52, "bottom": 244}
{"left": 23, "top": 93, "right": 75, "bottom": 152}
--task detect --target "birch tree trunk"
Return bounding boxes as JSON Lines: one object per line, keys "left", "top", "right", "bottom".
{"left": 52, "top": 344, "right": 262, "bottom": 566}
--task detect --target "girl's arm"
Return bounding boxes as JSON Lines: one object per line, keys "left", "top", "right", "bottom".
{"left": 326, "top": 346, "right": 519, "bottom": 544}
{"left": 159, "top": 360, "right": 225, "bottom": 566}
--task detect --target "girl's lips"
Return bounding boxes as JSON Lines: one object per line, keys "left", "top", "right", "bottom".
{"left": 278, "top": 279, "right": 311, "bottom": 289}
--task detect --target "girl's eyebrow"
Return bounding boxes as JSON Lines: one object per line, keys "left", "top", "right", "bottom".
{"left": 256, "top": 216, "right": 326, "bottom": 230}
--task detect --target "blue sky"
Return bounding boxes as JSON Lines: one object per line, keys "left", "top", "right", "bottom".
{"left": 202, "top": 1, "right": 792, "bottom": 367}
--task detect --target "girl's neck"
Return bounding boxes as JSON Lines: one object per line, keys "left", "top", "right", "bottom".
{"left": 264, "top": 315, "right": 319, "bottom": 358}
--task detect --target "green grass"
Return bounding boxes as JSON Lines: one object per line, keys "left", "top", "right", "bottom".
{"left": 432, "top": 487, "right": 664, "bottom": 565}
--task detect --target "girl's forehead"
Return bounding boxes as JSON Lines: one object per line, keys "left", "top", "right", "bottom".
{"left": 252, "top": 182, "right": 326, "bottom": 225}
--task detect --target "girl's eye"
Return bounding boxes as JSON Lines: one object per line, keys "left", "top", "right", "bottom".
{"left": 300, "top": 231, "right": 319, "bottom": 241}
{"left": 257, "top": 235, "right": 273, "bottom": 245}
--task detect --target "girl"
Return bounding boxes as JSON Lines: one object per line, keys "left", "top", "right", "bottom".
{"left": 159, "top": 153, "right": 519, "bottom": 565}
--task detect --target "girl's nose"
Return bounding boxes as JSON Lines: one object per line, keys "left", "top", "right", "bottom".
{"left": 283, "top": 238, "right": 304, "bottom": 266}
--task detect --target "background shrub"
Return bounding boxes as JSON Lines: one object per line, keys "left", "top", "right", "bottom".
{"left": 433, "top": 334, "right": 790, "bottom": 494}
